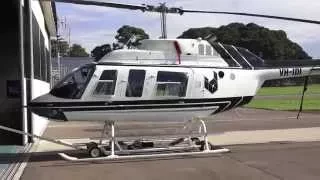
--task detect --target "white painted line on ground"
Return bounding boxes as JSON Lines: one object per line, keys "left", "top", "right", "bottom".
{"left": 7, "top": 144, "right": 33, "bottom": 180}
{"left": 12, "top": 157, "right": 29, "bottom": 180}
{"left": 32, "top": 127, "right": 320, "bottom": 152}
{"left": 213, "top": 117, "right": 299, "bottom": 122}
{"left": 47, "top": 116, "right": 319, "bottom": 128}
{"left": 209, "top": 127, "right": 320, "bottom": 145}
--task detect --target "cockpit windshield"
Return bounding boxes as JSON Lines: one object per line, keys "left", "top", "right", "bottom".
{"left": 50, "top": 64, "right": 95, "bottom": 99}
{"left": 236, "top": 47, "right": 264, "bottom": 67}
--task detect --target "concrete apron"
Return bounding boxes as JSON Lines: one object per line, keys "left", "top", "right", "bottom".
{"left": 32, "top": 127, "right": 320, "bottom": 153}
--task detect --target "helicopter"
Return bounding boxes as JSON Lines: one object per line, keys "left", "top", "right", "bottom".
{"left": 28, "top": 0, "right": 320, "bottom": 122}
{"left": 2, "top": 0, "right": 320, "bottom": 161}
{"left": 28, "top": 37, "right": 320, "bottom": 122}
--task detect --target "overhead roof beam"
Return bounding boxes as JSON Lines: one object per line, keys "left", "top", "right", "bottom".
{"left": 54, "top": 0, "right": 147, "bottom": 11}
{"left": 40, "top": 0, "right": 57, "bottom": 36}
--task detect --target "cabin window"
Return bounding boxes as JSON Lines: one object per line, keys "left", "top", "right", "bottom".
{"left": 206, "top": 45, "right": 212, "bottom": 56}
{"left": 50, "top": 64, "right": 95, "bottom": 99}
{"left": 126, "top": 70, "right": 146, "bottom": 97}
{"left": 198, "top": 44, "right": 205, "bottom": 55}
{"left": 93, "top": 70, "right": 117, "bottom": 95}
{"left": 155, "top": 71, "right": 188, "bottom": 97}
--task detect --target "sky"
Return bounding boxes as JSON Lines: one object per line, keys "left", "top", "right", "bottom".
{"left": 55, "top": 0, "right": 320, "bottom": 58}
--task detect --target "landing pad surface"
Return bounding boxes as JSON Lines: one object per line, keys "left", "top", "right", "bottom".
{"left": 19, "top": 108, "right": 320, "bottom": 180}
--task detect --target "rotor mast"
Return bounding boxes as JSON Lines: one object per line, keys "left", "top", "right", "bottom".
{"left": 155, "top": 3, "right": 183, "bottom": 39}
{"left": 159, "top": 3, "right": 167, "bottom": 39}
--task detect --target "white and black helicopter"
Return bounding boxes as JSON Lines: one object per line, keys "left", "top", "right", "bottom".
{"left": 30, "top": 0, "right": 320, "bottom": 123}
{"left": 3, "top": 0, "right": 320, "bottom": 161}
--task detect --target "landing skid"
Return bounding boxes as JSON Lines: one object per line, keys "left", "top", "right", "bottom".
{"left": 58, "top": 148, "right": 230, "bottom": 162}
{"left": 0, "top": 118, "right": 230, "bottom": 162}
{"left": 58, "top": 118, "right": 230, "bottom": 162}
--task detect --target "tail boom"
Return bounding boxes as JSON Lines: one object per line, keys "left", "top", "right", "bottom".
{"left": 257, "top": 66, "right": 320, "bottom": 82}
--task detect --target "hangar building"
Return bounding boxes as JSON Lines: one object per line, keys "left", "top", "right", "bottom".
{"left": 0, "top": 0, "right": 57, "bottom": 145}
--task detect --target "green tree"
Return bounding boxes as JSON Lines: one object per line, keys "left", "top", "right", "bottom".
{"left": 91, "top": 44, "right": 112, "bottom": 61}
{"left": 178, "top": 23, "right": 311, "bottom": 60}
{"left": 115, "top": 25, "right": 149, "bottom": 47}
{"left": 90, "top": 25, "right": 149, "bottom": 61}
{"left": 178, "top": 23, "right": 315, "bottom": 86}
{"left": 69, "top": 44, "right": 89, "bottom": 57}
{"left": 51, "top": 40, "right": 69, "bottom": 57}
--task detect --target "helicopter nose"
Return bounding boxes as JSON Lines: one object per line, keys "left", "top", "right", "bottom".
{"left": 28, "top": 93, "right": 67, "bottom": 121}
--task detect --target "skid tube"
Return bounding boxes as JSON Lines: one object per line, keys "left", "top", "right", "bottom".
{"left": 0, "top": 118, "right": 230, "bottom": 162}
{"left": 59, "top": 118, "right": 230, "bottom": 162}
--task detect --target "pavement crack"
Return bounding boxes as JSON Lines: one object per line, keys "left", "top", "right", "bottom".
{"left": 225, "top": 154, "right": 284, "bottom": 180}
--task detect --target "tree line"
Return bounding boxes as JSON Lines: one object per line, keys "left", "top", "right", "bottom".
{"left": 51, "top": 25, "right": 148, "bottom": 59}
{"left": 51, "top": 23, "right": 319, "bottom": 86}
{"left": 51, "top": 41, "right": 89, "bottom": 57}
{"left": 178, "top": 23, "right": 318, "bottom": 86}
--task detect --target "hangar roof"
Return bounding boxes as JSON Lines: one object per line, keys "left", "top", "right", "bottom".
{"left": 40, "top": 1, "right": 57, "bottom": 37}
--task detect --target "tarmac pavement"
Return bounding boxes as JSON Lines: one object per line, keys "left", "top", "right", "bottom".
{"left": 18, "top": 108, "right": 320, "bottom": 180}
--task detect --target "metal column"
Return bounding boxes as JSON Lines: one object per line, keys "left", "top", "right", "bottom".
{"left": 18, "top": 0, "right": 27, "bottom": 145}
{"left": 25, "top": 0, "right": 34, "bottom": 143}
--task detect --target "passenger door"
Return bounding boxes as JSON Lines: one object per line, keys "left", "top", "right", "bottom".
{"left": 191, "top": 68, "right": 205, "bottom": 98}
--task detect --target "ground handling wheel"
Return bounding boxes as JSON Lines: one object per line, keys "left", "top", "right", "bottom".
{"left": 198, "top": 141, "right": 225, "bottom": 151}
{"left": 199, "top": 140, "right": 213, "bottom": 151}
{"left": 86, "top": 142, "right": 102, "bottom": 158}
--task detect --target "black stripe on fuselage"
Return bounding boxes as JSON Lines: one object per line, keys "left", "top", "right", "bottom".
{"left": 29, "top": 96, "right": 253, "bottom": 113}
{"left": 29, "top": 96, "right": 252, "bottom": 108}
{"left": 222, "top": 96, "right": 243, "bottom": 111}
{"left": 61, "top": 102, "right": 225, "bottom": 112}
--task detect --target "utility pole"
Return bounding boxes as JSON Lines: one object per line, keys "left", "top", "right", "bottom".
{"left": 56, "top": 35, "right": 62, "bottom": 81}
{"left": 56, "top": 16, "right": 64, "bottom": 80}
{"left": 65, "top": 16, "right": 71, "bottom": 56}
{"left": 68, "top": 26, "right": 71, "bottom": 53}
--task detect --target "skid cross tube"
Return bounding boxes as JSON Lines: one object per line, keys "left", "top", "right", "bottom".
{"left": 109, "top": 121, "right": 117, "bottom": 158}
{"left": 198, "top": 119, "right": 210, "bottom": 151}
{"left": 58, "top": 118, "right": 230, "bottom": 161}
{"left": 0, "top": 117, "right": 230, "bottom": 162}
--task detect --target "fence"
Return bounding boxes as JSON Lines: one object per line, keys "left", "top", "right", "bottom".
{"left": 50, "top": 57, "right": 93, "bottom": 87}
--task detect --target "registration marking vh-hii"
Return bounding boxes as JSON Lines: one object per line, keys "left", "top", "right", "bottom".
{"left": 279, "top": 67, "right": 302, "bottom": 77}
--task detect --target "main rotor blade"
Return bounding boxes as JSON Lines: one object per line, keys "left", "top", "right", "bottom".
{"left": 181, "top": 9, "right": 320, "bottom": 25}
{"left": 54, "top": 0, "right": 147, "bottom": 11}
{"left": 52, "top": 0, "right": 320, "bottom": 25}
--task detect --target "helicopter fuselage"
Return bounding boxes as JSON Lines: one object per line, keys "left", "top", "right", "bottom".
{"left": 29, "top": 39, "right": 318, "bottom": 121}
{"left": 30, "top": 63, "right": 261, "bottom": 121}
